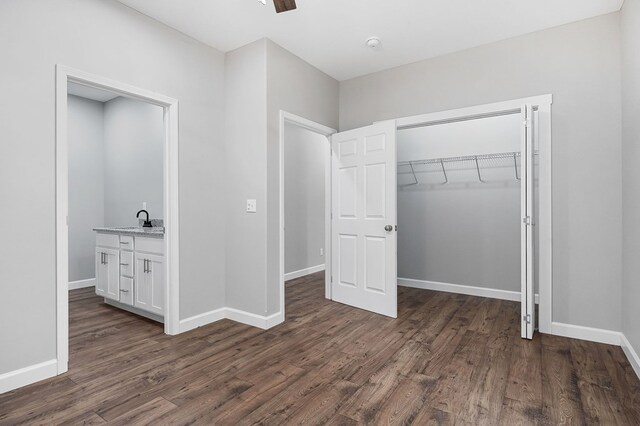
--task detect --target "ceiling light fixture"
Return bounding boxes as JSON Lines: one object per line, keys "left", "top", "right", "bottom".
{"left": 366, "top": 37, "right": 382, "bottom": 50}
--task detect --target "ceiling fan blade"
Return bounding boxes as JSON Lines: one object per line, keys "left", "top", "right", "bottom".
{"left": 273, "top": 0, "right": 296, "bottom": 13}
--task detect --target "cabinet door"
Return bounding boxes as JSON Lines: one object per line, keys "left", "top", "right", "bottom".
{"left": 95, "top": 248, "right": 120, "bottom": 301}
{"left": 95, "top": 248, "right": 107, "bottom": 297}
{"left": 135, "top": 253, "right": 164, "bottom": 315}
{"left": 104, "top": 248, "right": 120, "bottom": 301}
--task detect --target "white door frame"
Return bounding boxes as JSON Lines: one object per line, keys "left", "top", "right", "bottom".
{"left": 55, "top": 65, "right": 180, "bottom": 375}
{"left": 394, "top": 94, "right": 553, "bottom": 334}
{"left": 279, "top": 111, "right": 336, "bottom": 316}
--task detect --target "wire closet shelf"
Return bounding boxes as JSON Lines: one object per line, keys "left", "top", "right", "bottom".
{"left": 398, "top": 151, "right": 523, "bottom": 186}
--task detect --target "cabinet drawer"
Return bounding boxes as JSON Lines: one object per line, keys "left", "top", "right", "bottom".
{"left": 135, "top": 237, "right": 164, "bottom": 255}
{"left": 119, "top": 276, "right": 134, "bottom": 306}
{"left": 96, "top": 233, "right": 119, "bottom": 249}
{"left": 120, "top": 251, "right": 134, "bottom": 277}
{"left": 119, "top": 235, "right": 134, "bottom": 250}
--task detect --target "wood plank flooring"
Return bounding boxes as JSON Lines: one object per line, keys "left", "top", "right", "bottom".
{"left": 1, "top": 272, "right": 639, "bottom": 425}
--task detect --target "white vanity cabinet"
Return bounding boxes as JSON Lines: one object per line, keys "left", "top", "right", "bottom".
{"left": 95, "top": 231, "right": 165, "bottom": 319}
{"left": 134, "top": 252, "right": 165, "bottom": 316}
{"left": 95, "top": 247, "right": 120, "bottom": 301}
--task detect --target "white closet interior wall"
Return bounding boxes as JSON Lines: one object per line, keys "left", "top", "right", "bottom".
{"left": 397, "top": 114, "right": 524, "bottom": 293}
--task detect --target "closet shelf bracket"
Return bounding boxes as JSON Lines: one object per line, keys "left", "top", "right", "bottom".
{"left": 474, "top": 156, "right": 485, "bottom": 183}
{"left": 440, "top": 159, "right": 448, "bottom": 184}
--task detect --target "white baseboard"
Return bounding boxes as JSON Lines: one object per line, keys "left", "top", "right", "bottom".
{"left": 398, "top": 278, "right": 540, "bottom": 304}
{"left": 621, "top": 333, "right": 640, "bottom": 380}
{"left": 68, "top": 278, "right": 95, "bottom": 290}
{"left": 225, "top": 308, "right": 284, "bottom": 330}
{"left": 284, "top": 264, "right": 325, "bottom": 281}
{"left": 0, "top": 359, "right": 57, "bottom": 394}
{"left": 549, "top": 322, "right": 622, "bottom": 346}
{"left": 179, "top": 307, "right": 284, "bottom": 333}
{"left": 178, "top": 307, "right": 226, "bottom": 333}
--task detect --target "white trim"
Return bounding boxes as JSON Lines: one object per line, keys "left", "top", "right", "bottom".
{"left": 178, "top": 307, "right": 284, "bottom": 333}
{"left": 394, "top": 95, "right": 553, "bottom": 129}
{"left": 225, "top": 308, "right": 284, "bottom": 330}
{"left": 279, "top": 111, "right": 337, "bottom": 320}
{"left": 621, "top": 334, "right": 640, "bottom": 380}
{"left": 398, "top": 278, "right": 540, "bottom": 304}
{"left": 55, "top": 65, "right": 181, "bottom": 377}
{"left": 393, "top": 95, "right": 553, "bottom": 335}
{"left": 549, "top": 322, "right": 622, "bottom": 346}
{"left": 0, "top": 359, "right": 58, "bottom": 395}
{"left": 178, "top": 308, "right": 226, "bottom": 333}
{"left": 68, "top": 278, "right": 96, "bottom": 290}
{"left": 284, "top": 264, "right": 325, "bottom": 281}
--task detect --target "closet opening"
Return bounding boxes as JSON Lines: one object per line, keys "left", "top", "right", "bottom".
{"left": 396, "top": 105, "right": 542, "bottom": 339}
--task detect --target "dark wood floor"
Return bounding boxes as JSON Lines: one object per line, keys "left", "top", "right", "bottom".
{"left": 1, "top": 272, "right": 639, "bottom": 425}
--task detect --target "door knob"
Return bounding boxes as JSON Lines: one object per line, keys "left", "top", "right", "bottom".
{"left": 385, "top": 225, "right": 393, "bottom": 232}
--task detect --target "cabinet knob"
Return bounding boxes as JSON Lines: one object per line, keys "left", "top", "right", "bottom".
{"left": 120, "top": 289, "right": 129, "bottom": 293}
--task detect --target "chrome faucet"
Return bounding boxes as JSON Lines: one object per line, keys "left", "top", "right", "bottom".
{"left": 136, "top": 210, "right": 152, "bottom": 228}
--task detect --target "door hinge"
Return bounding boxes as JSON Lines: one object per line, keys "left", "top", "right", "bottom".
{"left": 523, "top": 119, "right": 532, "bottom": 128}
{"left": 523, "top": 216, "right": 532, "bottom": 225}
{"left": 523, "top": 314, "right": 532, "bottom": 324}
{"left": 331, "top": 275, "right": 333, "bottom": 283}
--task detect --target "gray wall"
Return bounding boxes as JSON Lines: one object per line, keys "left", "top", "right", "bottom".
{"left": 68, "top": 95, "right": 105, "bottom": 282}
{"left": 621, "top": 1, "right": 640, "bottom": 353}
{"left": 397, "top": 114, "right": 521, "bottom": 292}
{"left": 0, "top": 0, "right": 226, "bottom": 375}
{"left": 340, "top": 13, "right": 623, "bottom": 331}
{"left": 265, "top": 40, "right": 339, "bottom": 314}
{"left": 224, "top": 39, "right": 338, "bottom": 317}
{"left": 284, "top": 122, "right": 327, "bottom": 275}
{"left": 224, "top": 39, "right": 269, "bottom": 316}
{"left": 103, "top": 96, "right": 164, "bottom": 227}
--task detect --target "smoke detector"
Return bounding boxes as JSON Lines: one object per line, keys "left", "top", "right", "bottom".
{"left": 366, "top": 37, "right": 382, "bottom": 50}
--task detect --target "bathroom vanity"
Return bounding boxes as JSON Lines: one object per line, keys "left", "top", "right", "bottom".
{"left": 94, "top": 227, "right": 165, "bottom": 322}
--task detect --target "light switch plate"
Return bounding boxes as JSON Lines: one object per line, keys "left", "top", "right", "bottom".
{"left": 246, "top": 199, "right": 257, "bottom": 213}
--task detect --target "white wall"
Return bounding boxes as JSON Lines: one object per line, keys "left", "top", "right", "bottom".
{"left": 68, "top": 95, "right": 104, "bottom": 282}
{"left": 103, "top": 96, "right": 164, "bottom": 227}
{"left": 397, "top": 114, "right": 521, "bottom": 292}
{"left": 621, "top": 1, "right": 640, "bottom": 354}
{"left": 284, "top": 122, "right": 327, "bottom": 275}
{"left": 340, "top": 13, "right": 623, "bottom": 332}
{"left": 0, "top": 0, "right": 226, "bottom": 375}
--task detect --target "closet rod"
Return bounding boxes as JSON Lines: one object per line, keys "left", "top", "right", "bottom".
{"left": 397, "top": 151, "right": 522, "bottom": 167}
{"left": 398, "top": 150, "right": 524, "bottom": 184}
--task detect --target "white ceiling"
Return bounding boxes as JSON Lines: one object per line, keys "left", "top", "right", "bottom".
{"left": 117, "top": 0, "right": 624, "bottom": 81}
{"left": 67, "top": 82, "right": 120, "bottom": 102}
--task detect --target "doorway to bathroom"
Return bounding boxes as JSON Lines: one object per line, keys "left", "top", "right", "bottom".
{"left": 55, "top": 66, "right": 181, "bottom": 377}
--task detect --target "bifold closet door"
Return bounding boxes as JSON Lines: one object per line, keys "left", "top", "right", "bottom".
{"left": 521, "top": 104, "right": 535, "bottom": 339}
{"left": 331, "top": 120, "right": 397, "bottom": 318}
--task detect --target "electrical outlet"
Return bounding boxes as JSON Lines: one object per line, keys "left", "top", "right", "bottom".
{"left": 142, "top": 202, "right": 147, "bottom": 210}
{"left": 246, "top": 199, "right": 257, "bottom": 213}
{"left": 320, "top": 248, "right": 324, "bottom": 256}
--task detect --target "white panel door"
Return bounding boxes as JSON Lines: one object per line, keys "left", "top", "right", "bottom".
{"left": 521, "top": 104, "right": 535, "bottom": 339}
{"left": 331, "top": 120, "right": 397, "bottom": 318}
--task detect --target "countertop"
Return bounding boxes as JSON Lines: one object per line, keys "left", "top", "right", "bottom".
{"left": 93, "top": 226, "right": 165, "bottom": 238}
